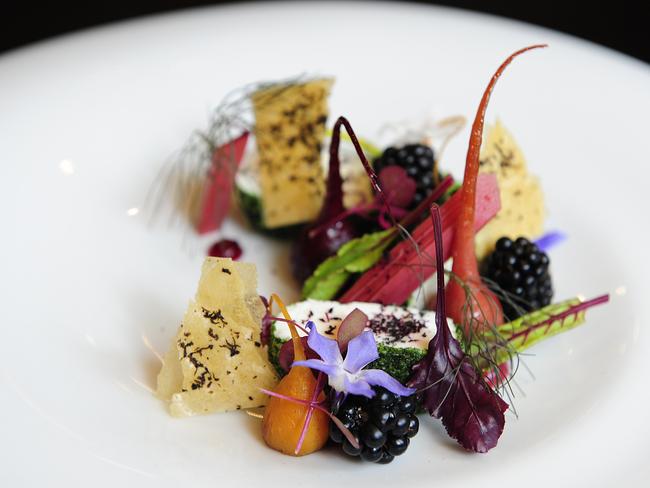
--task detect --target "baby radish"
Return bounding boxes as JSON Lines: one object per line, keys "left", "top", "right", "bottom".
{"left": 446, "top": 45, "right": 546, "bottom": 337}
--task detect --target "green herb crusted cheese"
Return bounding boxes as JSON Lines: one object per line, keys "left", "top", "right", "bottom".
{"left": 252, "top": 78, "right": 333, "bottom": 228}
{"left": 269, "top": 300, "right": 455, "bottom": 383}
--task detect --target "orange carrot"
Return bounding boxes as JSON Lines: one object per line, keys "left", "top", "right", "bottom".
{"left": 446, "top": 45, "right": 547, "bottom": 338}
{"left": 262, "top": 295, "right": 329, "bottom": 456}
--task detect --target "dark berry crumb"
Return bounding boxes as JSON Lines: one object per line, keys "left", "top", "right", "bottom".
{"left": 368, "top": 313, "right": 426, "bottom": 344}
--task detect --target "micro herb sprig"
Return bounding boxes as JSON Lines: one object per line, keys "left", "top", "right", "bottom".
{"left": 145, "top": 74, "right": 319, "bottom": 230}
{"left": 407, "top": 205, "right": 508, "bottom": 452}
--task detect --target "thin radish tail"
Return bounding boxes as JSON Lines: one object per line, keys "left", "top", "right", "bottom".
{"left": 448, "top": 44, "right": 547, "bottom": 331}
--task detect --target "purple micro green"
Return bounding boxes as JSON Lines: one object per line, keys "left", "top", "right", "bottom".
{"left": 294, "top": 372, "right": 326, "bottom": 455}
{"left": 269, "top": 316, "right": 310, "bottom": 334}
{"left": 407, "top": 205, "right": 508, "bottom": 453}
{"left": 261, "top": 296, "right": 311, "bottom": 346}
{"left": 378, "top": 166, "right": 417, "bottom": 209}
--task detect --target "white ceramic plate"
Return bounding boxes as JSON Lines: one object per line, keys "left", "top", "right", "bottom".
{"left": 1, "top": 2, "right": 648, "bottom": 486}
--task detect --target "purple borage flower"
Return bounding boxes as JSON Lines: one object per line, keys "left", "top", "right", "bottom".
{"left": 292, "top": 321, "right": 415, "bottom": 398}
{"left": 534, "top": 230, "right": 567, "bottom": 253}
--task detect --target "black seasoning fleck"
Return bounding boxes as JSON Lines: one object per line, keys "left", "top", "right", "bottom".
{"left": 248, "top": 396, "right": 253, "bottom": 401}
{"left": 220, "top": 337, "right": 241, "bottom": 357}
{"left": 178, "top": 340, "right": 194, "bottom": 357}
{"left": 221, "top": 268, "right": 232, "bottom": 275}
{"left": 254, "top": 341, "right": 261, "bottom": 348}
{"left": 495, "top": 144, "right": 514, "bottom": 167}
{"left": 187, "top": 345, "right": 215, "bottom": 389}
{"left": 324, "top": 324, "right": 336, "bottom": 336}
{"left": 178, "top": 338, "right": 218, "bottom": 390}
{"left": 208, "top": 328, "right": 219, "bottom": 341}
{"left": 202, "top": 307, "right": 227, "bottom": 326}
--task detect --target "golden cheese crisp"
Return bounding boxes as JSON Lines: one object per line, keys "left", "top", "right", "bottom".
{"left": 156, "top": 258, "right": 278, "bottom": 416}
{"left": 252, "top": 78, "right": 333, "bottom": 228}
{"left": 475, "top": 120, "right": 546, "bottom": 260}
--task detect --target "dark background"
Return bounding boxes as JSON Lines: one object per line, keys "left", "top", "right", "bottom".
{"left": 2, "top": 1, "right": 649, "bottom": 63}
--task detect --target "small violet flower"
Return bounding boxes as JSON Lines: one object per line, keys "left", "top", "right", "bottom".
{"left": 534, "top": 230, "right": 567, "bottom": 253}
{"left": 292, "top": 321, "right": 415, "bottom": 398}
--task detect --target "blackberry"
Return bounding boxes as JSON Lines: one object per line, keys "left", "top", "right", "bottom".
{"left": 373, "top": 144, "right": 439, "bottom": 208}
{"left": 329, "top": 387, "right": 419, "bottom": 464}
{"left": 481, "top": 236, "right": 554, "bottom": 320}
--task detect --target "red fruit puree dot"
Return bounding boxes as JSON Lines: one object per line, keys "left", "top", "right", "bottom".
{"left": 208, "top": 239, "right": 242, "bottom": 260}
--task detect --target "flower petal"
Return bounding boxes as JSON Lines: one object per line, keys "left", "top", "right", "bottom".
{"left": 359, "top": 369, "right": 416, "bottom": 397}
{"left": 337, "top": 308, "right": 368, "bottom": 353}
{"left": 343, "top": 375, "right": 375, "bottom": 398}
{"left": 342, "top": 330, "right": 379, "bottom": 373}
{"left": 534, "top": 230, "right": 567, "bottom": 252}
{"left": 305, "top": 321, "right": 343, "bottom": 365}
{"left": 292, "top": 359, "right": 341, "bottom": 377}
